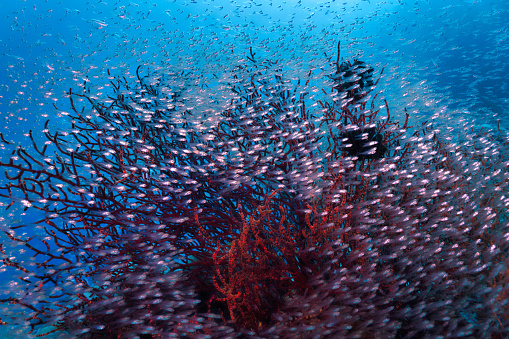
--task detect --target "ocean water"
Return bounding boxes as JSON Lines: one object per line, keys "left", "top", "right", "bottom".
{"left": 0, "top": 0, "right": 509, "bottom": 337}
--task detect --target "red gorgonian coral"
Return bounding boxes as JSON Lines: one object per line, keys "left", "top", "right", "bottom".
{"left": 1, "top": 43, "right": 509, "bottom": 338}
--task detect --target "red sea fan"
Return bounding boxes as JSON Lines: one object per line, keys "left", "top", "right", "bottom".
{"left": 1, "top": 43, "right": 509, "bottom": 338}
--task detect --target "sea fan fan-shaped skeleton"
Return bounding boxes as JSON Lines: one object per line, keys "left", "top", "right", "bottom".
{"left": 0, "top": 43, "right": 509, "bottom": 338}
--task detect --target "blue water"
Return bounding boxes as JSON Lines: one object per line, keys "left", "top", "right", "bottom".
{"left": 1, "top": 0, "right": 509, "bottom": 337}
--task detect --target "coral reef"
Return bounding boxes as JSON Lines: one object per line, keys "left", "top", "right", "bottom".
{"left": 1, "top": 43, "right": 509, "bottom": 338}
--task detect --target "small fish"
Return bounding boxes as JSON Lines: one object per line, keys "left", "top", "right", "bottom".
{"left": 83, "top": 18, "right": 108, "bottom": 27}
{"left": 44, "top": 62, "right": 54, "bottom": 71}
{"left": 3, "top": 53, "right": 24, "bottom": 61}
